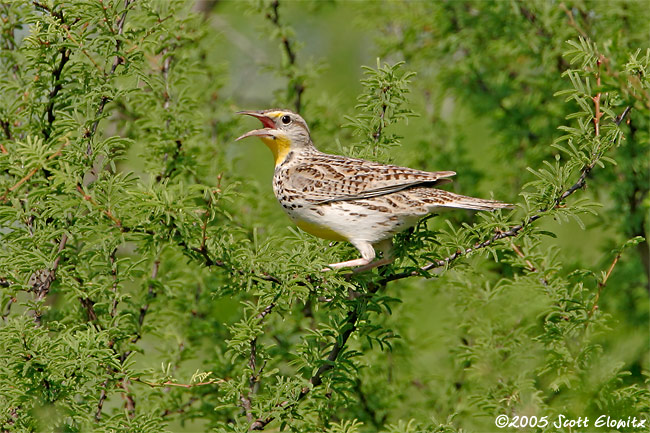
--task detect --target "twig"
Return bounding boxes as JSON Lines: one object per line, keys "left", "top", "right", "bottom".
{"left": 119, "top": 379, "right": 136, "bottom": 419}
{"left": 30, "top": 233, "right": 68, "bottom": 324}
{"left": 79, "top": 297, "right": 98, "bottom": 322}
{"left": 155, "top": 50, "right": 184, "bottom": 182}
{"left": 242, "top": 299, "right": 279, "bottom": 427}
{"left": 63, "top": 25, "right": 104, "bottom": 74}
{"left": 0, "top": 138, "right": 68, "bottom": 203}
{"left": 265, "top": 0, "right": 304, "bottom": 113}
{"left": 97, "top": 259, "right": 157, "bottom": 419}
{"left": 241, "top": 393, "right": 254, "bottom": 424}
{"left": 161, "top": 396, "right": 199, "bottom": 418}
{"left": 129, "top": 260, "right": 160, "bottom": 346}
{"left": 76, "top": 184, "right": 123, "bottom": 227}
{"left": 373, "top": 103, "right": 387, "bottom": 141}
{"left": 43, "top": 46, "right": 70, "bottom": 139}
{"left": 1, "top": 297, "right": 16, "bottom": 321}
{"left": 250, "top": 284, "right": 383, "bottom": 430}
{"left": 592, "top": 55, "right": 604, "bottom": 137}
{"left": 559, "top": 3, "right": 588, "bottom": 39}
{"left": 196, "top": 191, "right": 215, "bottom": 259}
{"left": 510, "top": 241, "right": 536, "bottom": 272}
{"left": 132, "top": 377, "right": 225, "bottom": 389}
{"left": 32, "top": 1, "right": 63, "bottom": 21}
{"left": 0, "top": 118, "right": 11, "bottom": 144}
{"left": 95, "top": 379, "right": 110, "bottom": 421}
{"left": 87, "top": 0, "right": 136, "bottom": 154}
{"left": 588, "top": 252, "right": 621, "bottom": 317}
{"left": 109, "top": 248, "right": 120, "bottom": 318}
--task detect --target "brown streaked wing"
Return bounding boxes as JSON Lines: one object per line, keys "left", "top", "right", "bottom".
{"left": 286, "top": 154, "right": 456, "bottom": 204}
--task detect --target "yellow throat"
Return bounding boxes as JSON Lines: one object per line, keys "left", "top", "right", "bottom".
{"left": 259, "top": 135, "right": 291, "bottom": 167}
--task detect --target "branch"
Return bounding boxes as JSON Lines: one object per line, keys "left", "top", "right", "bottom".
{"left": 589, "top": 251, "right": 621, "bottom": 317}
{"left": 76, "top": 184, "right": 123, "bottom": 227}
{"left": 119, "top": 379, "right": 136, "bottom": 419}
{"left": 86, "top": 0, "right": 136, "bottom": 154}
{"left": 383, "top": 105, "right": 632, "bottom": 284}
{"left": 30, "top": 233, "right": 68, "bottom": 324}
{"left": 155, "top": 49, "right": 184, "bottom": 182}
{"left": 592, "top": 55, "right": 604, "bottom": 137}
{"left": 132, "top": 377, "right": 225, "bottom": 389}
{"left": 96, "top": 259, "right": 157, "bottom": 420}
{"left": 0, "top": 138, "right": 68, "bottom": 203}
{"left": 32, "top": 2, "right": 71, "bottom": 140}
{"left": 510, "top": 241, "right": 536, "bottom": 272}
{"left": 32, "top": 1, "right": 63, "bottom": 21}
{"left": 95, "top": 378, "right": 110, "bottom": 421}
{"left": 241, "top": 299, "right": 279, "bottom": 427}
{"left": 265, "top": 0, "right": 304, "bottom": 113}
{"left": 1, "top": 118, "right": 11, "bottom": 146}
{"left": 559, "top": 3, "right": 589, "bottom": 39}
{"left": 43, "top": 46, "right": 71, "bottom": 139}
{"left": 128, "top": 259, "right": 160, "bottom": 348}
{"left": 161, "top": 396, "right": 199, "bottom": 418}
{"left": 250, "top": 283, "right": 383, "bottom": 430}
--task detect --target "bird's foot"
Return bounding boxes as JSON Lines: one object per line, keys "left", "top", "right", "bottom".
{"left": 322, "top": 257, "right": 371, "bottom": 272}
{"left": 351, "top": 257, "right": 394, "bottom": 273}
{"left": 322, "top": 257, "right": 394, "bottom": 273}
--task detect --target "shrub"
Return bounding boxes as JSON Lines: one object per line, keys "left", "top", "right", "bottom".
{"left": 1, "top": 1, "right": 648, "bottom": 432}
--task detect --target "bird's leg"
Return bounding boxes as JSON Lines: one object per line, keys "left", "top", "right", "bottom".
{"left": 352, "top": 239, "right": 394, "bottom": 273}
{"left": 323, "top": 240, "right": 375, "bottom": 271}
{"left": 324, "top": 240, "right": 395, "bottom": 272}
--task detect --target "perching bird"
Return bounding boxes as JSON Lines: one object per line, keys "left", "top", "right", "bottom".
{"left": 236, "top": 109, "right": 512, "bottom": 271}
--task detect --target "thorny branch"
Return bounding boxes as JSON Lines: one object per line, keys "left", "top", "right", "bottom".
{"left": 32, "top": 2, "right": 74, "bottom": 139}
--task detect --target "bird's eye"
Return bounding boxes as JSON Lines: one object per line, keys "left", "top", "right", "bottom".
{"left": 281, "top": 115, "right": 291, "bottom": 125}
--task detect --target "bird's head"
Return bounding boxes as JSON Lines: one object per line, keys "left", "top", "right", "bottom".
{"left": 236, "top": 109, "right": 312, "bottom": 166}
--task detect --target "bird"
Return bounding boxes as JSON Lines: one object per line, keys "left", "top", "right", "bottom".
{"left": 236, "top": 109, "right": 512, "bottom": 271}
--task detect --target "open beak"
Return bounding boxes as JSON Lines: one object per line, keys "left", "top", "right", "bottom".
{"left": 235, "top": 110, "right": 276, "bottom": 141}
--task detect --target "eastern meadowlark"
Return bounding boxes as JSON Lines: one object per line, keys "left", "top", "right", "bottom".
{"left": 236, "top": 109, "right": 512, "bottom": 271}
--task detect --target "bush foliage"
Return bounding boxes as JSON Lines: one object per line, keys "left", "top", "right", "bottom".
{"left": 0, "top": 1, "right": 648, "bottom": 432}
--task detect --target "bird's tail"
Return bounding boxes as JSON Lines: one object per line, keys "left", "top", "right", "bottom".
{"left": 436, "top": 191, "right": 513, "bottom": 211}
